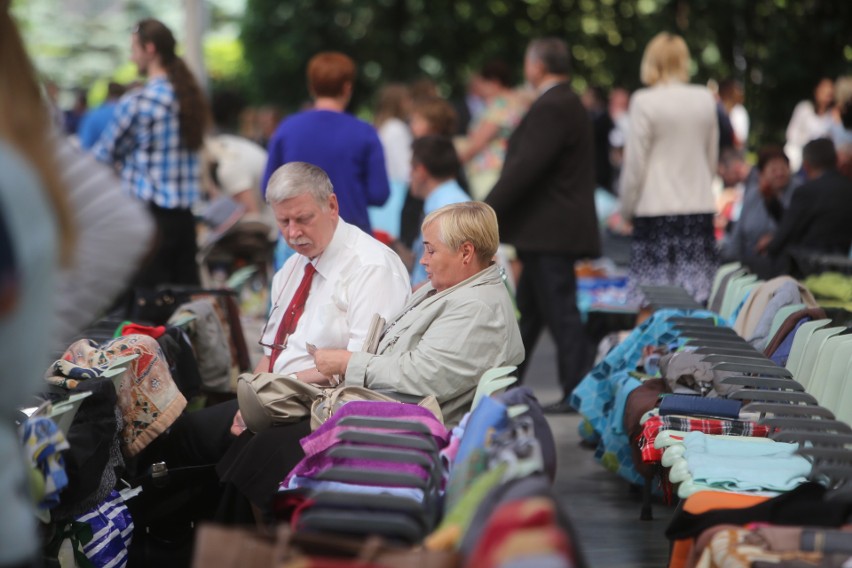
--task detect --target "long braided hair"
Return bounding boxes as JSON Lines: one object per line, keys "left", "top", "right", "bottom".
{"left": 135, "top": 19, "right": 209, "bottom": 150}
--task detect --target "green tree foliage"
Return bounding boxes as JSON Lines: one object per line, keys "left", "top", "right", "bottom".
{"left": 241, "top": 0, "right": 852, "bottom": 145}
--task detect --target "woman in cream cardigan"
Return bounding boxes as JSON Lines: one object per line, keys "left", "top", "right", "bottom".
{"left": 619, "top": 32, "right": 720, "bottom": 305}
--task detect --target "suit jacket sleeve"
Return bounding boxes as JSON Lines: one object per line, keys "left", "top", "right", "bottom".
{"left": 344, "top": 299, "right": 505, "bottom": 404}
{"left": 486, "top": 96, "right": 569, "bottom": 218}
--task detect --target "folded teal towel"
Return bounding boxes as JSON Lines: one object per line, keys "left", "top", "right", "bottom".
{"left": 682, "top": 431, "right": 810, "bottom": 492}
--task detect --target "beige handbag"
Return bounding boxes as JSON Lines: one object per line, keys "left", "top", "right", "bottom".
{"left": 236, "top": 373, "right": 322, "bottom": 433}
{"left": 237, "top": 372, "right": 443, "bottom": 433}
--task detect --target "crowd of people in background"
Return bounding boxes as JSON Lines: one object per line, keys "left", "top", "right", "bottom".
{"left": 23, "top": 20, "right": 852, "bottom": 411}
{"left": 6, "top": 9, "right": 852, "bottom": 563}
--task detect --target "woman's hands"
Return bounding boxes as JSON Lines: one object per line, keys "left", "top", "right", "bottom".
{"left": 313, "top": 349, "right": 352, "bottom": 380}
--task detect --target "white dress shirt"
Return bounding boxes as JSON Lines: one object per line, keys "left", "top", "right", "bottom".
{"left": 261, "top": 219, "right": 411, "bottom": 375}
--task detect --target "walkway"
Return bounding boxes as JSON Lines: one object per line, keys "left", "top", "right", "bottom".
{"left": 524, "top": 333, "right": 674, "bottom": 568}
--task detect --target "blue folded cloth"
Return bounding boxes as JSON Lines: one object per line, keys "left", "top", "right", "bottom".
{"left": 659, "top": 394, "right": 741, "bottom": 420}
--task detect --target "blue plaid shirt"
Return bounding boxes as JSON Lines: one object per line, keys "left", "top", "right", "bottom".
{"left": 94, "top": 77, "right": 200, "bottom": 209}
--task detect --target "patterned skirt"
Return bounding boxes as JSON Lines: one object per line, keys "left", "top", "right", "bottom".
{"left": 628, "top": 214, "right": 718, "bottom": 306}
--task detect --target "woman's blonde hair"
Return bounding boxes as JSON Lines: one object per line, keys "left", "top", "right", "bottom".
{"left": 0, "top": 9, "right": 75, "bottom": 261}
{"left": 640, "top": 32, "right": 690, "bottom": 87}
{"left": 422, "top": 202, "right": 499, "bottom": 265}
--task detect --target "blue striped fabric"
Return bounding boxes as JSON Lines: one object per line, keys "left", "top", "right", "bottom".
{"left": 75, "top": 490, "right": 133, "bottom": 568}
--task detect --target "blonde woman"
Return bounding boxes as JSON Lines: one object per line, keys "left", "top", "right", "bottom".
{"left": 315, "top": 201, "right": 524, "bottom": 426}
{"left": 619, "top": 32, "right": 719, "bottom": 305}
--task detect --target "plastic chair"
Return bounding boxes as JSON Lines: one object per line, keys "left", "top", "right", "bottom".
{"left": 823, "top": 342, "right": 852, "bottom": 416}
{"left": 707, "top": 262, "right": 743, "bottom": 311}
{"left": 793, "top": 326, "right": 845, "bottom": 392}
{"left": 766, "top": 303, "right": 807, "bottom": 346}
{"left": 719, "top": 274, "right": 759, "bottom": 322}
{"left": 805, "top": 334, "right": 852, "bottom": 405}
{"left": 731, "top": 281, "right": 764, "bottom": 324}
{"left": 785, "top": 319, "right": 831, "bottom": 379}
{"left": 471, "top": 366, "right": 517, "bottom": 411}
{"left": 832, "top": 361, "right": 852, "bottom": 424}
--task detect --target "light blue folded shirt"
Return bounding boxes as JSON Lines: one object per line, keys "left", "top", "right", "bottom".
{"left": 682, "top": 431, "right": 811, "bottom": 492}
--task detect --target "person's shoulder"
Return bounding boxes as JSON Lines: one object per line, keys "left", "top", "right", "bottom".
{"left": 685, "top": 83, "right": 716, "bottom": 103}
{"left": 793, "top": 99, "right": 815, "bottom": 114}
{"left": 824, "top": 170, "right": 852, "bottom": 193}
{"left": 441, "top": 281, "right": 508, "bottom": 321}
{"left": 114, "top": 87, "right": 144, "bottom": 112}
{"left": 216, "top": 134, "right": 267, "bottom": 160}
{"left": 538, "top": 83, "right": 576, "bottom": 103}
{"left": 533, "top": 85, "right": 583, "bottom": 118}
{"left": 343, "top": 223, "right": 407, "bottom": 268}
{"left": 346, "top": 114, "right": 382, "bottom": 139}
{"left": 446, "top": 268, "right": 507, "bottom": 303}
{"left": 276, "top": 111, "right": 311, "bottom": 130}
{"left": 134, "top": 78, "right": 175, "bottom": 112}
{"left": 379, "top": 118, "right": 410, "bottom": 138}
{"left": 427, "top": 181, "right": 469, "bottom": 209}
{"left": 790, "top": 178, "right": 820, "bottom": 200}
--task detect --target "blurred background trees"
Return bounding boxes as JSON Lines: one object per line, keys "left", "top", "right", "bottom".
{"left": 12, "top": 0, "right": 852, "bottom": 146}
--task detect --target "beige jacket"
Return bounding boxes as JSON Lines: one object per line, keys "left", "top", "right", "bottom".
{"left": 345, "top": 264, "right": 524, "bottom": 426}
{"left": 619, "top": 81, "right": 719, "bottom": 221}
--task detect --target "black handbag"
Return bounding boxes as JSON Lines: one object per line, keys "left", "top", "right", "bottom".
{"left": 130, "top": 287, "right": 183, "bottom": 325}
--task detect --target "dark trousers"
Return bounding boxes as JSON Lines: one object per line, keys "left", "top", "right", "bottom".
{"left": 135, "top": 203, "right": 200, "bottom": 289}
{"left": 515, "top": 251, "right": 593, "bottom": 398}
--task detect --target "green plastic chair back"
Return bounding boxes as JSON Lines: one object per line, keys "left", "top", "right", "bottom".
{"left": 833, "top": 359, "right": 852, "bottom": 424}
{"left": 808, "top": 334, "right": 852, "bottom": 404}
{"left": 708, "top": 262, "right": 742, "bottom": 312}
{"left": 795, "top": 326, "right": 845, "bottom": 391}
{"left": 471, "top": 366, "right": 517, "bottom": 410}
{"left": 720, "top": 274, "right": 759, "bottom": 322}
{"left": 785, "top": 319, "right": 830, "bottom": 379}
{"left": 767, "top": 303, "right": 807, "bottom": 347}
{"left": 818, "top": 338, "right": 852, "bottom": 414}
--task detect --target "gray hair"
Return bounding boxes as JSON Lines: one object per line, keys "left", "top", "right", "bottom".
{"left": 527, "top": 37, "right": 571, "bottom": 76}
{"left": 265, "top": 162, "right": 334, "bottom": 205}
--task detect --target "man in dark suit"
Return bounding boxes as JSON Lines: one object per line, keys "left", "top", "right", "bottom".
{"left": 486, "top": 38, "right": 600, "bottom": 412}
{"left": 763, "top": 138, "right": 852, "bottom": 275}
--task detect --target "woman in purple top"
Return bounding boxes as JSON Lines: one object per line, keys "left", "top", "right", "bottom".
{"left": 261, "top": 52, "right": 390, "bottom": 235}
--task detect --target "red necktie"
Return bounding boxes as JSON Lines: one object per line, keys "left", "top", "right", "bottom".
{"left": 268, "top": 262, "right": 317, "bottom": 372}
